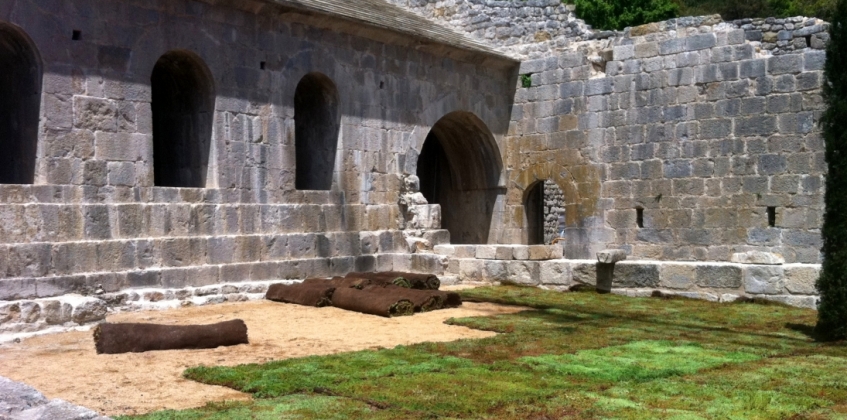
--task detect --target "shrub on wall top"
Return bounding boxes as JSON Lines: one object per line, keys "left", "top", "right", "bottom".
{"left": 573, "top": 0, "right": 679, "bottom": 30}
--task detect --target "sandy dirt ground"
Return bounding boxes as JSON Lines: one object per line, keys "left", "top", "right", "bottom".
{"left": 0, "top": 295, "right": 526, "bottom": 417}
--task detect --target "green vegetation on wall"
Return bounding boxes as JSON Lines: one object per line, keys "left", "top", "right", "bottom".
{"left": 568, "top": 0, "right": 835, "bottom": 29}
{"left": 573, "top": 0, "right": 679, "bottom": 30}
{"left": 816, "top": 0, "right": 847, "bottom": 341}
{"left": 676, "top": 0, "right": 835, "bottom": 20}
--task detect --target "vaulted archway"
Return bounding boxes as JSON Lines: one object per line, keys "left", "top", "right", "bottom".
{"left": 417, "top": 111, "right": 502, "bottom": 244}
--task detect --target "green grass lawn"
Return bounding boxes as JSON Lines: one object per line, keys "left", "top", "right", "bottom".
{"left": 119, "top": 286, "right": 847, "bottom": 419}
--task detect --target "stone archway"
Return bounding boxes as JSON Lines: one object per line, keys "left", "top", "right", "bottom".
{"left": 294, "top": 72, "right": 340, "bottom": 191}
{"left": 0, "top": 22, "right": 42, "bottom": 185}
{"left": 417, "top": 111, "right": 502, "bottom": 244}
{"left": 151, "top": 50, "right": 215, "bottom": 188}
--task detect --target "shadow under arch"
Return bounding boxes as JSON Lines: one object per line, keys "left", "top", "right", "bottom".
{"left": 294, "top": 72, "right": 340, "bottom": 191}
{"left": 417, "top": 111, "right": 503, "bottom": 244}
{"left": 0, "top": 22, "right": 42, "bottom": 185}
{"left": 151, "top": 50, "right": 215, "bottom": 188}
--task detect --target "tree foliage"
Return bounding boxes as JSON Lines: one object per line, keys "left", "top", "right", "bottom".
{"left": 675, "top": 0, "right": 835, "bottom": 20}
{"left": 574, "top": 0, "right": 679, "bottom": 30}
{"left": 816, "top": 0, "right": 847, "bottom": 341}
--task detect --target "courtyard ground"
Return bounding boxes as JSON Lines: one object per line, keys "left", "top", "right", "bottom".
{"left": 0, "top": 288, "right": 524, "bottom": 417}
{"left": 118, "top": 286, "right": 847, "bottom": 419}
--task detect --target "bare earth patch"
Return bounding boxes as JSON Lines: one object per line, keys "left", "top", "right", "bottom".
{"left": 0, "top": 298, "right": 525, "bottom": 417}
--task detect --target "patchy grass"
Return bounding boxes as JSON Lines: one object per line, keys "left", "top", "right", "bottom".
{"left": 120, "top": 286, "right": 847, "bottom": 420}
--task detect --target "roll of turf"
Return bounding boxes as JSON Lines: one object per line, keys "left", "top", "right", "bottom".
{"left": 362, "top": 284, "right": 444, "bottom": 312}
{"left": 345, "top": 272, "right": 411, "bottom": 288}
{"left": 434, "top": 291, "right": 462, "bottom": 308}
{"left": 331, "top": 287, "right": 414, "bottom": 317}
{"left": 94, "top": 319, "right": 248, "bottom": 354}
{"left": 265, "top": 282, "right": 335, "bottom": 307}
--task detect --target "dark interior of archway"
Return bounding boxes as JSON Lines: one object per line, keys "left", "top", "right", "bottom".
{"left": 0, "top": 25, "right": 41, "bottom": 184}
{"left": 151, "top": 51, "right": 214, "bottom": 188}
{"left": 525, "top": 182, "right": 545, "bottom": 245}
{"left": 417, "top": 112, "right": 502, "bottom": 244}
{"left": 294, "top": 73, "right": 340, "bottom": 190}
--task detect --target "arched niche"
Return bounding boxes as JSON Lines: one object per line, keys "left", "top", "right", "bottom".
{"left": 294, "top": 72, "right": 340, "bottom": 191}
{"left": 151, "top": 50, "right": 215, "bottom": 188}
{"left": 417, "top": 111, "right": 503, "bottom": 244}
{"left": 524, "top": 179, "right": 566, "bottom": 245}
{"left": 0, "top": 22, "right": 42, "bottom": 185}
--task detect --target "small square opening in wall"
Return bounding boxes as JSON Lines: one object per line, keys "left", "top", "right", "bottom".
{"left": 636, "top": 208, "right": 644, "bottom": 228}
{"left": 260, "top": 61, "right": 266, "bottom": 70}
{"left": 72, "top": 30, "right": 82, "bottom": 41}
{"left": 768, "top": 206, "right": 776, "bottom": 227}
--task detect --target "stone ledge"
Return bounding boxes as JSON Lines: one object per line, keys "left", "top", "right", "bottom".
{"left": 445, "top": 257, "right": 820, "bottom": 308}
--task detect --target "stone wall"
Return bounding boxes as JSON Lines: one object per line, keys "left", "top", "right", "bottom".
{"left": 386, "top": 0, "right": 592, "bottom": 58}
{"left": 508, "top": 17, "right": 827, "bottom": 263}
{"left": 0, "top": 0, "right": 516, "bottom": 301}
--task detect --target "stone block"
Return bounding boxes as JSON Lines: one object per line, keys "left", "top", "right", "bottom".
{"left": 686, "top": 33, "right": 716, "bottom": 50}
{"left": 483, "top": 260, "right": 509, "bottom": 282}
{"left": 768, "top": 54, "right": 803, "bottom": 74}
{"left": 42, "top": 300, "right": 73, "bottom": 325}
{"left": 508, "top": 261, "right": 541, "bottom": 285}
{"left": 731, "top": 251, "right": 785, "bottom": 265}
{"left": 571, "top": 261, "right": 597, "bottom": 285}
{"left": 513, "top": 246, "right": 530, "bottom": 260}
{"left": 695, "top": 265, "right": 742, "bottom": 289}
{"left": 784, "top": 265, "right": 819, "bottom": 294}
{"left": 475, "top": 245, "right": 497, "bottom": 259}
{"left": 539, "top": 261, "right": 570, "bottom": 285}
{"left": 597, "top": 249, "right": 627, "bottom": 264}
{"left": 453, "top": 245, "right": 477, "bottom": 259}
{"left": 659, "top": 264, "right": 696, "bottom": 290}
{"left": 0, "top": 278, "right": 36, "bottom": 300}
{"left": 612, "top": 262, "right": 659, "bottom": 287}
{"left": 744, "top": 265, "right": 785, "bottom": 294}
{"left": 495, "top": 246, "right": 514, "bottom": 260}
{"left": 528, "top": 245, "right": 552, "bottom": 260}
{"left": 458, "top": 259, "right": 485, "bottom": 282}
{"left": 71, "top": 298, "right": 107, "bottom": 324}
{"left": 433, "top": 244, "right": 456, "bottom": 257}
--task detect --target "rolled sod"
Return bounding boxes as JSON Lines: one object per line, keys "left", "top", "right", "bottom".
{"left": 346, "top": 272, "right": 440, "bottom": 290}
{"left": 362, "top": 284, "right": 444, "bottom": 312}
{"left": 326, "top": 276, "right": 373, "bottom": 289}
{"left": 345, "top": 271, "right": 411, "bottom": 288}
{"left": 331, "top": 287, "right": 414, "bottom": 317}
{"left": 94, "top": 319, "right": 248, "bottom": 354}
{"left": 434, "top": 291, "right": 462, "bottom": 308}
{"left": 265, "top": 282, "right": 335, "bottom": 307}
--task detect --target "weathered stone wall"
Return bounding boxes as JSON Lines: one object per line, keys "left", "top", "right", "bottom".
{"left": 543, "top": 179, "right": 565, "bottom": 244}
{"left": 386, "top": 0, "right": 592, "bottom": 58}
{"left": 509, "top": 17, "right": 827, "bottom": 263}
{"left": 0, "top": 0, "right": 516, "bottom": 301}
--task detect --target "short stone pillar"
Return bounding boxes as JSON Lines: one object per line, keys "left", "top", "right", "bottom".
{"left": 596, "top": 249, "right": 627, "bottom": 294}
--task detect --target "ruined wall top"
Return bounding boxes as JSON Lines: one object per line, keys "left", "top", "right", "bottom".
{"left": 386, "top": 0, "right": 829, "bottom": 59}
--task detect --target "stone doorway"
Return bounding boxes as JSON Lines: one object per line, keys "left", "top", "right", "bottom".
{"left": 294, "top": 72, "right": 340, "bottom": 191}
{"left": 417, "top": 111, "right": 502, "bottom": 244}
{"left": 0, "top": 22, "right": 41, "bottom": 185}
{"left": 151, "top": 50, "right": 215, "bottom": 188}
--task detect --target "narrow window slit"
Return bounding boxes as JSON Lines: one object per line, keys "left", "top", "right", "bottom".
{"left": 72, "top": 30, "right": 81, "bottom": 41}
{"left": 636, "top": 208, "right": 644, "bottom": 228}
{"left": 260, "top": 61, "right": 266, "bottom": 70}
{"left": 767, "top": 207, "right": 776, "bottom": 227}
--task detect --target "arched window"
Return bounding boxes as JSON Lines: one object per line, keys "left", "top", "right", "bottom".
{"left": 417, "top": 111, "right": 502, "bottom": 244}
{"left": 151, "top": 50, "right": 215, "bottom": 188}
{"left": 0, "top": 22, "right": 42, "bottom": 184}
{"left": 294, "top": 72, "right": 340, "bottom": 190}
